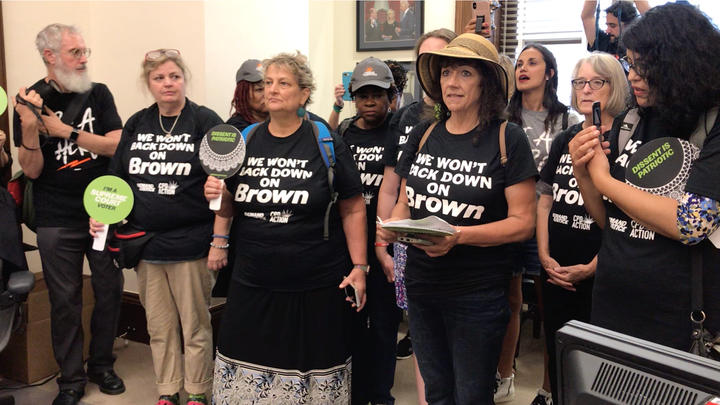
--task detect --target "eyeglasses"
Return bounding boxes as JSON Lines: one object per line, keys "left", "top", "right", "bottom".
{"left": 145, "top": 49, "right": 181, "bottom": 61}
{"left": 571, "top": 79, "right": 610, "bottom": 90}
{"left": 63, "top": 48, "right": 91, "bottom": 59}
{"left": 620, "top": 55, "right": 646, "bottom": 78}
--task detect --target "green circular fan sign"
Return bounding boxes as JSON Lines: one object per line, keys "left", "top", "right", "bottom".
{"left": 0, "top": 86, "right": 7, "bottom": 116}
{"left": 83, "top": 175, "right": 134, "bottom": 224}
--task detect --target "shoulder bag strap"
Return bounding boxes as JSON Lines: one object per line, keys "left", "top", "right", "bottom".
{"left": 618, "top": 108, "right": 641, "bottom": 155}
{"left": 60, "top": 84, "right": 94, "bottom": 126}
{"left": 690, "top": 243, "right": 707, "bottom": 356}
{"left": 499, "top": 121, "right": 508, "bottom": 166}
{"left": 416, "top": 122, "right": 437, "bottom": 155}
{"left": 562, "top": 111, "right": 569, "bottom": 131}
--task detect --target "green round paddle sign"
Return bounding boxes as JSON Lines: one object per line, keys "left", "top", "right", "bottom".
{"left": 83, "top": 175, "right": 134, "bottom": 224}
{"left": 0, "top": 85, "right": 7, "bottom": 116}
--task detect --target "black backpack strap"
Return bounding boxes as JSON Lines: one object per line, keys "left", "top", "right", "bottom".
{"left": 338, "top": 117, "right": 358, "bottom": 138}
{"left": 562, "top": 111, "right": 569, "bottom": 131}
{"left": 310, "top": 121, "right": 337, "bottom": 241}
{"left": 60, "top": 83, "right": 94, "bottom": 126}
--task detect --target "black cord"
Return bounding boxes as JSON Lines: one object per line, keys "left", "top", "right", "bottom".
{"left": 17, "top": 96, "right": 50, "bottom": 151}
{"left": 0, "top": 371, "right": 58, "bottom": 391}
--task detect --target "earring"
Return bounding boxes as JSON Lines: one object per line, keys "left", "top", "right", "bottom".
{"left": 297, "top": 106, "right": 306, "bottom": 118}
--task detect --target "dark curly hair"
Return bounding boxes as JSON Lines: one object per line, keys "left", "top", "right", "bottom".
{"left": 384, "top": 59, "right": 409, "bottom": 93}
{"left": 622, "top": 2, "right": 720, "bottom": 139}
{"left": 507, "top": 44, "right": 568, "bottom": 134}
{"left": 605, "top": 1, "right": 639, "bottom": 25}
{"left": 434, "top": 57, "right": 508, "bottom": 146}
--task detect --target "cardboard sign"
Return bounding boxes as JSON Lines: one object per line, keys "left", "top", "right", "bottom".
{"left": 83, "top": 175, "right": 134, "bottom": 251}
{"left": 199, "top": 124, "right": 245, "bottom": 210}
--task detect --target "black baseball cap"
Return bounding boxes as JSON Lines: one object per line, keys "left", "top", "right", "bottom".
{"left": 235, "top": 59, "right": 263, "bottom": 83}
{"left": 349, "top": 57, "right": 394, "bottom": 93}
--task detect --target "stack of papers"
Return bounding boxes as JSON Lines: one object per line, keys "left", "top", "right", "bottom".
{"left": 381, "top": 216, "right": 456, "bottom": 236}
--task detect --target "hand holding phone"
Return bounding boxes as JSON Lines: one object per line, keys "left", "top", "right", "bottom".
{"left": 341, "top": 72, "right": 352, "bottom": 102}
{"left": 343, "top": 276, "right": 361, "bottom": 306}
{"left": 592, "top": 101, "right": 602, "bottom": 142}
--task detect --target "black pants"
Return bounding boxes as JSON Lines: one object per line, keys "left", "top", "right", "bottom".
{"left": 36, "top": 227, "right": 123, "bottom": 392}
{"left": 541, "top": 269, "right": 594, "bottom": 401}
{"left": 351, "top": 255, "right": 403, "bottom": 405}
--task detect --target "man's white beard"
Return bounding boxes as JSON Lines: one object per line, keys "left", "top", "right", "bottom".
{"left": 54, "top": 59, "right": 92, "bottom": 93}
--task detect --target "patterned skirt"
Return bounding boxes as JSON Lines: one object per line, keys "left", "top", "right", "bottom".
{"left": 212, "top": 280, "right": 353, "bottom": 405}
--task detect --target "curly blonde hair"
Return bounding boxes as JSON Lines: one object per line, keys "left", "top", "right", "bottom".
{"left": 263, "top": 51, "right": 316, "bottom": 107}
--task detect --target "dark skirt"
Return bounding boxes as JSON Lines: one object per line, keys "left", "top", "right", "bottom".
{"left": 213, "top": 280, "right": 353, "bottom": 404}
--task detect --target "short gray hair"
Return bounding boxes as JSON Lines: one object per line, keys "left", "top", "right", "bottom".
{"left": 570, "top": 52, "right": 629, "bottom": 118}
{"left": 263, "top": 51, "right": 316, "bottom": 108}
{"left": 35, "top": 23, "right": 81, "bottom": 64}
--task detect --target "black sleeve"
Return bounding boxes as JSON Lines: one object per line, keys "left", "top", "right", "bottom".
{"left": 94, "top": 84, "right": 123, "bottom": 133}
{"left": 110, "top": 111, "right": 141, "bottom": 179}
{"left": 196, "top": 106, "right": 224, "bottom": 134}
{"left": 380, "top": 104, "right": 406, "bottom": 166}
{"left": 330, "top": 132, "right": 364, "bottom": 200}
{"left": 685, "top": 117, "right": 720, "bottom": 201}
{"left": 504, "top": 122, "right": 539, "bottom": 187}
{"left": 394, "top": 119, "right": 435, "bottom": 179}
{"left": 540, "top": 126, "right": 572, "bottom": 184}
{"left": 12, "top": 110, "right": 22, "bottom": 148}
{"left": 226, "top": 115, "right": 252, "bottom": 132}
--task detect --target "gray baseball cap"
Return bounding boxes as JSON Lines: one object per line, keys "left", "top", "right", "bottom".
{"left": 235, "top": 59, "right": 264, "bottom": 83}
{"left": 349, "top": 57, "right": 394, "bottom": 93}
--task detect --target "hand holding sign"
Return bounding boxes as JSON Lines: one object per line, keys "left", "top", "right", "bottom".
{"left": 199, "top": 124, "right": 245, "bottom": 210}
{"left": 84, "top": 175, "right": 134, "bottom": 251}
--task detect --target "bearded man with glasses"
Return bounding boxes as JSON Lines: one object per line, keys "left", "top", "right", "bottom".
{"left": 12, "top": 23, "right": 124, "bottom": 405}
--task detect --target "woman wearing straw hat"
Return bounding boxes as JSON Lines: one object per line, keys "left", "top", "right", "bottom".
{"left": 377, "top": 33, "right": 538, "bottom": 404}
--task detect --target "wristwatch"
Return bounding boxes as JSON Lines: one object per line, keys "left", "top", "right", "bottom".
{"left": 69, "top": 128, "right": 80, "bottom": 142}
{"left": 353, "top": 264, "right": 370, "bottom": 274}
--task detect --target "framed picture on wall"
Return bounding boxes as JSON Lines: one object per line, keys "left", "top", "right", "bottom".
{"left": 357, "top": 1, "right": 425, "bottom": 52}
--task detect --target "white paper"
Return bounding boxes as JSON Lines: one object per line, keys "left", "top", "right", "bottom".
{"left": 381, "top": 215, "right": 457, "bottom": 236}
{"left": 209, "top": 179, "right": 224, "bottom": 211}
{"left": 92, "top": 224, "right": 109, "bottom": 251}
{"left": 709, "top": 227, "right": 720, "bottom": 249}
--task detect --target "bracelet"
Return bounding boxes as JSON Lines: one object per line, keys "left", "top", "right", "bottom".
{"left": 374, "top": 242, "right": 389, "bottom": 247}
{"left": 212, "top": 234, "right": 229, "bottom": 239}
{"left": 333, "top": 104, "right": 343, "bottom": 113}
{"left": 210, "top": 242, "right": 229, "bottom": 249}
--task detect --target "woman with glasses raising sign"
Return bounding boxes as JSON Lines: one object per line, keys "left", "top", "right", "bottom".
{"left": 570, "top": 3, "right": 720, "bottom": 355}
{"left": 90, "top": 49, "right": 227, "bottom": 405}
{"left": 537, "top": 51, "right": 628, "bottom": 401}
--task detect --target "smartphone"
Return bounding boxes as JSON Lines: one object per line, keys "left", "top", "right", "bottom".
{"left": 397, "top": 236, "right": 434, "bottom": 246}
{"left": 472, "top": 1, "right": 491, "bottom": 35}
{"left": 592, "top": 101, "right": 602, "bottom": 141}
{"left": 343, "top": 276, "right": 360, "bottom": 305}
{"left": 342, "top": 72, "right": 352, "bottom": 102}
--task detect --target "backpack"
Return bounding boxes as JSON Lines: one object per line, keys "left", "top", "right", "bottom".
{"left": 240, "top": 120, "right": 337, "bottom": 241}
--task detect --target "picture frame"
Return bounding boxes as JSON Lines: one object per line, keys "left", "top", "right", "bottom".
{"left": 356, "top": 1, "right": 425, "bottom": 52}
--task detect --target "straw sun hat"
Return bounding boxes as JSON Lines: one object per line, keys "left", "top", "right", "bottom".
{"left": 416, "top": 33, "right": 508, "bottom": 103}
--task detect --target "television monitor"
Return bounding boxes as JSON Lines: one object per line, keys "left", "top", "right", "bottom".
{"left": 557, "top": 320, "right": 720, "bottom": 405}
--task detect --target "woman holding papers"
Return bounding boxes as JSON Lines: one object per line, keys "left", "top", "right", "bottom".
{"left": 377, "top": 34, "right": 537, "bottom": 404}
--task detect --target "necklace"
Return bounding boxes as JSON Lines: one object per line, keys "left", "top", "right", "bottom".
{"left": 159, "top": 110, "right": 181, "bottom": 138}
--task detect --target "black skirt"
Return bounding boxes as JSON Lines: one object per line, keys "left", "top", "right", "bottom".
{"left": 213, "top": 280, "right": 354, "bottom": 404}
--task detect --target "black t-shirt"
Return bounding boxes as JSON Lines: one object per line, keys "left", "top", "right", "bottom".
{"left": 110, "top": 100, "right": 223, "bottom": 261}
{"left": 13, "top": 80, "right": 123, "bottom": 228}
{"left": 381, "top": 99, "right": 432, "bottom": 167}
{"left": 588, "top": 30, "right": 624, "bottom": 58}
{"left": 540, "top": 123, "right": 603, "bottom": 268}
{"left": 396, "top": 119, "right": 538, "bottom": 299}
{"left": 342, "top": 114, "right": 393, "bottom": 246}
{"left": 227, "top": 120, "right": 363, "bottom": 291}
{"left": 594, "top": 107, "right": 720, "bottom": 350}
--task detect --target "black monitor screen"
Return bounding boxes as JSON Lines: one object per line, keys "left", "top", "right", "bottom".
{"left": 557, "top": 321, "right": 720, "bottom": 405}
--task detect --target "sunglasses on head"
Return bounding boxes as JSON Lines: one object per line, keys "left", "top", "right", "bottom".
{"left": 145, "top": 49, "right": 181, "bottom": 62}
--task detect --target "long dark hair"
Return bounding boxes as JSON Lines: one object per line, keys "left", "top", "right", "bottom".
{"left": 507, "top": 43, "right": 567, "bottom": 133}
{"left": 230, "top": 81, "right": 262, "bottom": 124}
{"left": 622, "top": 3, "right": 720, "bottom": 139}
{"left": 434, "top": 57, "right": 508, "bottom": 146}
